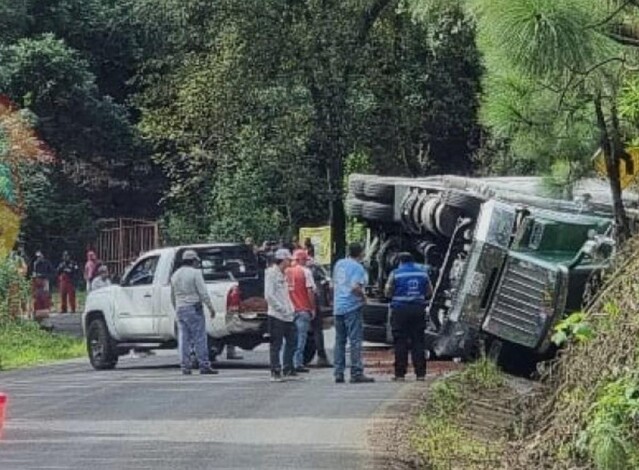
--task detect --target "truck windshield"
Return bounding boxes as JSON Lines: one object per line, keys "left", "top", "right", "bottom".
{"left": 175, "top": 246, "right": 259, "bottom": 281}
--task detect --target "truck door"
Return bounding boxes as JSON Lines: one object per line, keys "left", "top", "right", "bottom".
{"left": 116, "top": 255, "right": 161, "bottom": 339}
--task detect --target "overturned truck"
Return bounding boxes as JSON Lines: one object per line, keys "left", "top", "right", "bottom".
{"left": 347, "top": 174, "right": 638, "bottom": 368}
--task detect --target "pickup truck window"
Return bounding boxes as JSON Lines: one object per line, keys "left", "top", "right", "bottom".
{"left": 175, "top": 246, "right": 259, "bottom": 282}
{"left": 123, "top": 256, "right": 160, "bottom": 286}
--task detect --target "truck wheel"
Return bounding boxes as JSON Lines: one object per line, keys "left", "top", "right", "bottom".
{"left": 362, "top": 302, "right": 389, "bottom": 326}
{"left": 361, "top": 201, "right": 394, "bottom": 222}
{"left": 87, "top": 318, "right": 118, "bottom": 370}
{"left": 345, "top": 198, "right": 365, "bottom": 218}
{"left": 363, "top": 180, "right": 395, "bottom": 203}
{"left": 348, "top": 174, "right": 370, "bottom": 198}
{"left": 363, "top": 325, "right": 389, "bottom": 344}
{"left": 442, "top": 189, "right": 484, "bottom": 215}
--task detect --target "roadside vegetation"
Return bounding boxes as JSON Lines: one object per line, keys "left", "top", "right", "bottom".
{"left": 410, "top": 358, "right": 513, "bottom": 469}
{"left": 0, "top": 258, "right": 84, "bottom": 371}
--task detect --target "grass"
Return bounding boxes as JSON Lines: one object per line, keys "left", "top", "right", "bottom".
{"left": 410, "top": 358, "right": 508, "bottom": 470}
{"left": 0, "top": 318, "right": 85, "bottom": 370}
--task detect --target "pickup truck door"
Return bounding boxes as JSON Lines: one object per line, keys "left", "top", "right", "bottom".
{"left": 116, "top": 255, "right": 161, "bottom": 339}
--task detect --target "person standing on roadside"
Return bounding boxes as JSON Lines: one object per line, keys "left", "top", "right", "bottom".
{"left": 385, "top": 252, "right": 432, "bottom": 382}
{"left": 170, "top": 250, "right": 218, "bottom": 376}
{"left": 265, "top": 248, "right": 297, "bottom": 382}
{"left": 91, "top": 265, "right": 112, "bottom": 291}
{"left": 287, "top": 249, "right": 316, "bottom": 373}
{"left": 57, "top": 251, "right": 79, "bottom": 313}
{"left": 32, "top": 251, "right": 53, "bottom": 320}
{"left": 84, "top": 251, "right": 99, "bottom": 292}
{"left": 333, "top": 243, "right": 375, "bottom": 384}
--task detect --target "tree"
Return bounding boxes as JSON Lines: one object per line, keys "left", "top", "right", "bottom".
{"left": 413, "top": 0, "right": 639, "bottom": 239}
{"left": 140, "top": 1, "right": 482, "bottom": 257}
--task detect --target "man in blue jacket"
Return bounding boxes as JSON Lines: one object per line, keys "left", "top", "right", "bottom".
{"left": 385, "top": 252, "right": 432, "bottom": 382}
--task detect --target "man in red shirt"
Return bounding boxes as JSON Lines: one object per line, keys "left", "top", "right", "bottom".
{"left": 287, "top": 249, "right": 316, "bottom": 373}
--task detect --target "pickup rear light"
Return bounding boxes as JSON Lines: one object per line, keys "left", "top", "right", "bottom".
{"left": 227, "top": 286, "right": 241, "bottom": 313}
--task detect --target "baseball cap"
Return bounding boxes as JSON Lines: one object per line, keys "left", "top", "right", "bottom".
{"left": 183, "top": 250, "right": 200, "bottom": 261}
{"left": 293, "top": 249, "right": 309, "bottom": 263}
{"left": 274, "top": 248, "right": 293, "bottom": 261}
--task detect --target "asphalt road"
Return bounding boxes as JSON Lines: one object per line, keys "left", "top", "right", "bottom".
{"left": 0, "top": 340, "right": 411, "bottom": 470}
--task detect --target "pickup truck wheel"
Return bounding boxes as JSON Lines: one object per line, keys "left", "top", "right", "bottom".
{"left": 87, "top": 318, "right": 118, "bottom": 370}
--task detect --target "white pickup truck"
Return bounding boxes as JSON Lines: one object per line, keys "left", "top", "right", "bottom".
{"left": 82, "top": 243, "right": 268, "bottom": 370}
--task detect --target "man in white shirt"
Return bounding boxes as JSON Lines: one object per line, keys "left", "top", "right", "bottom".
{"left": 170, "top": 250, "right": 218, "bottom": 375}
{"left": 265, "top": 248, "right": 296, "bottom": 382}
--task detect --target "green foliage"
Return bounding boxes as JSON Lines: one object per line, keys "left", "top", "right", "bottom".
{"left": 552, "top": 311, "right": 595, "bottom": 346}
{"left": 0, "top": 257, "right": 28, "bottom": 319}
{"left": 140, "top": 1, "right": 482, "bottom": 246}
{"left": 410, "top": 358, "right": 507, "bottom": 469}
{"left": 578, "top": 375, "right": 639, "bottom": 470}
{"left": 460, "top": 356, "right": 505, "bottom": 389}
{"left": 0, "top": 318, "right": 84, "bottom": 370}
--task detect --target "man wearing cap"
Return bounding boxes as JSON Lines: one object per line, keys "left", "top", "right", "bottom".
{"left": 170, "top": 250, "right": 218, "bottom": 375}
{"left": 265, "top": 248, "right": 296, "bottom": 381}
{"left": 286, "top": 249, "right": 316, "bottom": 373}
{"left": 333, "top": 242, "right": 375, "bottom": 384}
{"left": 385, "top": 252, "right": 432, "bottom": 382}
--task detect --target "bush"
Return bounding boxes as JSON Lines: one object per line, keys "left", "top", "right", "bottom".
{"left": 0, "top": 256, "right": 28, "bottom": 319}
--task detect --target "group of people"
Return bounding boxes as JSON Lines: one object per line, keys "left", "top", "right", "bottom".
{"left": 169, "top": 238, "right": 432, "bottom": 383}
{"left": 7, "top": 247, "right": 112, "bottom": 318}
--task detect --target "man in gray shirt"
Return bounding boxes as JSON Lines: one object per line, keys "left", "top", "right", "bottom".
{"left": 265, "top": 248, "right": 296, "bottom": 382}
{"left": 171, "top": 250, "right": 218, "bottom": 375}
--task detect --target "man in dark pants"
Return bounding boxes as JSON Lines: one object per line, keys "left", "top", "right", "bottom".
{"left": 265, "top": 248, "right": 297, "bottom": 382}
{"left": 385, "top": 252, "right": 432, "bottom": 382}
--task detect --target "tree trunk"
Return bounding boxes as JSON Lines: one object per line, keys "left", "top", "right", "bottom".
{"left": 594, "top": 96, "right": 630, "bottom": 240}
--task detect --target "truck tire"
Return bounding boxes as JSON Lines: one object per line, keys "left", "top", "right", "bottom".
{"left": 442, "top": 189, "right": 483, "bottom": 215}
{"left": 434, "top": 204, "right": 461, "bottom": 238}
{"left": 361, "top": 201, "right": 394, "bottom": 222}
{"left": 363, "top": 302, "right": 389, "bottom": 326}
{"left": 363, "top": 325, "right": 390, "bottom": 344}
{"left": 363, "top": 180, "right": 395, "bottom": 203}
{"left": 345, "top": 198, "right": 365, "bottom": 218}
{"left": 348, "top": 174, "right": 371, "bottom": 197}
{"left": 87, "top": 318, "right": 118, "bottom": 370}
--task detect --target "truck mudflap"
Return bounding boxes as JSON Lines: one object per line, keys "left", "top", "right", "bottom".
{"left": 427, "top": 320, "right": 479, "bottom": 359}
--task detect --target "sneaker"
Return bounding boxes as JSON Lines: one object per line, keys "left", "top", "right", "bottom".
{"left": 335, "top": 375, "right": 345, "bottom": 384}
{"left": 295, "top": 367, "right": 310, "bottom": 373}
{"left": 199, "top": 367, "right": 219, "bottom": 375}
{"left": 416, "top": 376, "right": 426, "bottom": 382}
{"left": 316, "top": 357, "right": 332, "bottom": 368}
{"left": 271, "top": 372, "right": 284, "bottom": 382}
{"left": 182, "top": 369, "right": 192, "bottom": 376}
{"left": 392, "top": 376, "right": 405, "bottom": 382}
{"left": 350, "top": 375, "right": 375, "bottom": 384}
{"left": 227, "top": 354, "right": 244, "bottom": 360}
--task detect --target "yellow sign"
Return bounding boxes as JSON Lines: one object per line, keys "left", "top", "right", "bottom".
{"left": 299, "top": 226, "right": 332, "bottom": 266}
{"left": 594, "top": 147, "right": 639, "bottom": 190}
{"left": 0, "top": 202, "right": 20, "bottom": 258}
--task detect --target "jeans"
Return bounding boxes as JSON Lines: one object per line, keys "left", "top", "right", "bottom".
{"left": 334, "top": 307, "right": 364, "bottom": 378}
{"left": 391, "top": 304, "right": 427, "bottom": 378}
{"left": 294, "top": 311, "right": 312, "bottom": 368}
{"left": 269, "top": 316, "right": 297, "bottom": 374}
{"left": 177, "top": 303, "right": 210, "bottom": 371}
